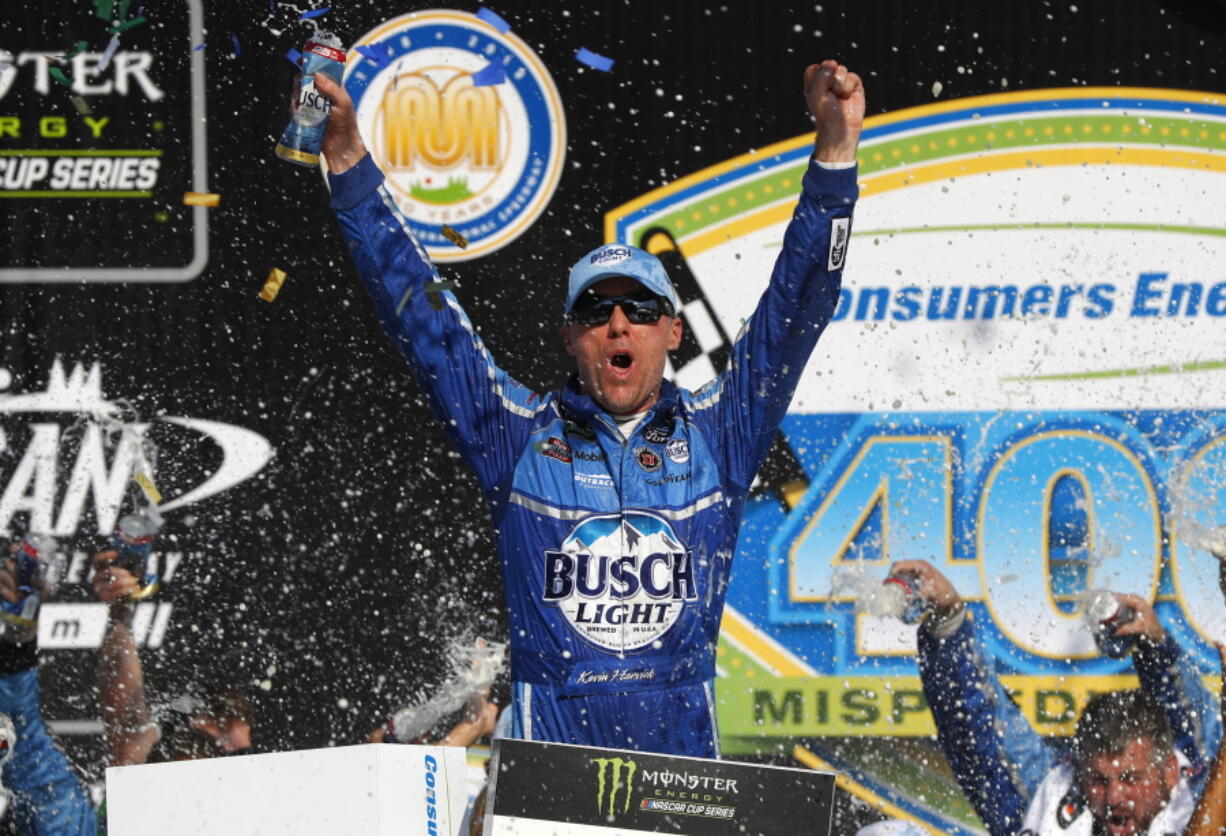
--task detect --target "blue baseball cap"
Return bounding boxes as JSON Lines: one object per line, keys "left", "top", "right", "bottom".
{"left": 565, "top": 244, "right": 680, "bottom": 315}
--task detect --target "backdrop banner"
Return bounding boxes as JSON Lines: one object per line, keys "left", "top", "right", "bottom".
{"left": 1, "top": 2, "right": 1224, "bottom": 834}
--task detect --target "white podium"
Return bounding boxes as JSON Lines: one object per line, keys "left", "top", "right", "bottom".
{"left": 105, "top": 744, "right": 469, "bottom": 835}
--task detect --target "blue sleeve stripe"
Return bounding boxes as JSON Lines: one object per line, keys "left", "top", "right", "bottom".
{"left": 689, "top": 377, "right": 724, "bottom": 411}
{"left": 509, "top": 492, "right": 591, "bottom": 520}
{"left": 374, "top": 187, "right": 545, "bottom": 422}
{"left": 645, "top": 490, "right": 726, "bottom": 520}
{"left": 375, "top": 186, "right": 441, "bottom": 277}
{"left": 509, "top": 489, "right": 726, "bottom": 522}
{"left": 375, "top": 187, "right": 439, "bottom": 275}
{"left": 443, "top": 297, "right": 547, "bottom": 420}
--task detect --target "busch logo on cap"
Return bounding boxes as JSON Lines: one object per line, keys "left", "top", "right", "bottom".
{"left": 542, "top": 511, "right": 697, "bottom": 651}
{"left": 591, "top": 245, "right": 632, "bottom": 266}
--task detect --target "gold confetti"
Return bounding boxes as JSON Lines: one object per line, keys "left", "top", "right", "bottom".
{"left": 127, "top": 579, "right": 161, "bottom": 602}
{"left": 134, "top": 471, "right": 162, "bottom": 504}
{"left": 260, "top": 267, "right": 288, "bottom": 302}
{"left": 441, "top": 224, "right": 468, "bottom": 249}
{"left": 183, "top": 191, "right": 221, "bottom": 207}
{"left": 70, "top": 96, "right": 91, "bottom": 115}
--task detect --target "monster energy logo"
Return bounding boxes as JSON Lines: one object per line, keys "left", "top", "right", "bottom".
{"left": 593, "top": 757, "right": 637, "bottom": 816}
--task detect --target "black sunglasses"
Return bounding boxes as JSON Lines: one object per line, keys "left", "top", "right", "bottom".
{"left": 568, "top": 290, "right": 675, "bottom": 327}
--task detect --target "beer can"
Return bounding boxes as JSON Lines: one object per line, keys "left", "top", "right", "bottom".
{"left": 112, "top": 513, "right": 162, "bottom": 601}
{"left": 1085, "top": 589, "right": 1137, "bottom": 658}
{"left": 275, "top": 34, "right": 347, "bottom": 167}
{"left": 1, "top": 534, "right": 54, "bottom": 637}
{"left": 881, "top": 572, "right": 928, "bottom": 625}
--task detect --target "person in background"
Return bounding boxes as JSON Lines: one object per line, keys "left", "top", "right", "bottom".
{"left": 891, "top": 559, "right": 1220, "bottom": 836}
{"left": 368, "top": 689, "right": 498, "bottom": 748}
{"left": 92, "top": 550, "right": 252, "bottom": 768}
{"left": 1183, "top": 559, "right": 1226, "bottom": 835}
{"left": 0, "top": 540, "right": 95, "bottom": 835}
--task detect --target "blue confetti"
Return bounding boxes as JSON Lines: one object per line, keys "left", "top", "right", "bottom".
{"left": 231, "top": 33, "right": 240, "bottom": 58}
{"left": 300, "top": 6, "right": 329, "bottom": 19}
{"left": 355, "top": 44, "right": 390, "bottom": 68}
{"left": 575, "top": 47, "right": 614, "bottom": 72}
{"left": 471, "top": 62, "right": 506, "bottom": 87}
{"left": 286, "top": 47, "right": 302, "bottom": 67}
{"left": 476, "top": 7, "right": 510, "bottom": 33}
{"left": 193, "top": 42, "right": 206, "bottom": 51}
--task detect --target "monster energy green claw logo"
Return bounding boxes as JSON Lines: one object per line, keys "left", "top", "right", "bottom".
{"left": 593, "top": 757, "right": 637, "bottom": 816}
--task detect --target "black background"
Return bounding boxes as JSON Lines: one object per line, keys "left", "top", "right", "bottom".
{"left": 2, "top": 0, "right": 1225, "bottom": 830}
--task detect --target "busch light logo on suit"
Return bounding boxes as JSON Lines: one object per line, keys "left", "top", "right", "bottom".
{"left": 543, "top": 512, "right": 697, "bottom": 651}
{"left": 343, "top": 10, "right": 566, "bottom": 262}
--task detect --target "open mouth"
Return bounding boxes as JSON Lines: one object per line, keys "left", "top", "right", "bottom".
{"left": 609, "top": 351, "right": 633, "bottom": 370}
{"left": 1106, "top": 813, "right": 1133, "bottom": 835}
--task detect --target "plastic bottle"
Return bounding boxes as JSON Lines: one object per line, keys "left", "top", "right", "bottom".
{"left": 275, "top": 34, "right": 347, "bottom": 167}
{"left": 880, "top": 573, "right": 928, "bottom": 624}
{"left": 1084, "top": 589, "right": 1137, "bottom": 658}
{"left": 112, "top": 513, "right": 162, "bottom": 601}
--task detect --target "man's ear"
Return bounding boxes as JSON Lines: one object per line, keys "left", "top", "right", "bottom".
{"left": 667, "top": 315, "right": 683, "bottom": 351}
{"left": 560, "top": 323, "right": 576, "bottom": 356}
{"left": 1161, "top": 751, "right": 1180, "bottom": 791}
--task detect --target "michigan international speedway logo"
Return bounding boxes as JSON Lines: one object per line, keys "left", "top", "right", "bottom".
{"left": 606, "top": 86, "right": 1226, "bottom": 833}
{"left": 343, "top": 9, "right": 566, "bottom": 262}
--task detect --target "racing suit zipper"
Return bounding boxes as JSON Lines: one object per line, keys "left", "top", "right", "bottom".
{"left": 594, "top": 412, "right": 631, "bottom": 660}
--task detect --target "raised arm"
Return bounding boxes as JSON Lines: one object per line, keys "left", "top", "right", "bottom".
{"left": 693, "top": 62, "right": 863, "bottom": 487}
{"left": 1185, "top": 643, "right": 1226, "bottom": 836}
{"left": 314, "top": 72, "right": 543, "bottom": 498}
{"left": 93, "top": 550, "right": 159, "bottom": 767}
{"left": 897, "top": 560, "right": 1055, "bottom": 836}
{"left": 807, "top": 60, "right": 865, "bottom": 165}
{"left": 0, "top": 551, "right": 96, "bottom": 834}
{"left": 1118, "top": 594, "right": 1223, "bottom": 785}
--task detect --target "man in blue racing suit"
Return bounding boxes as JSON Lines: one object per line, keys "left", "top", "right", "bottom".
{"left": 891, "top": 560, "right": 1222, "bottom": 836}
{"left": 314, "top": 60, "right": 864, "bottom": 758}
{"left": 0, "top": 542, "right": 96, "bottom": 835}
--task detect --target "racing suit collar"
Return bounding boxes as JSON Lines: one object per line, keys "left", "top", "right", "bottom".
{"left": 560, "top": 373, "right": 678, "bottom": 432}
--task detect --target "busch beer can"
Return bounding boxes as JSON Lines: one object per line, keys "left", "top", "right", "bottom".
{"left": 112, "top": 513, "right": 162, "bottom": 601}
{"left": 1, "top": 534, "right": 55, "bottom": 639}
{"left": 276, "top": 34, "right": 347, "bottom": 167}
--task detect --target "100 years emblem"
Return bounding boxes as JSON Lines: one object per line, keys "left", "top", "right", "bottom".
{"left": 342, "top": 10, "right": 566, "bottom": 261}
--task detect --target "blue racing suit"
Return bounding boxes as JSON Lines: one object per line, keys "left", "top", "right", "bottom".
{"left": 917, "top": 613, "right": 1221, "bottom": 836}
{"left": 0, "top": 668, "right": 97, "bottom": 835}
{"left": 331, "top": 153, "right": 857, "bottom": 757}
